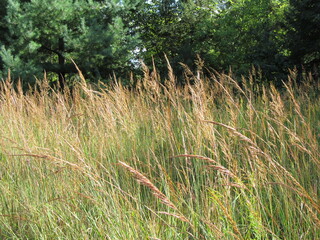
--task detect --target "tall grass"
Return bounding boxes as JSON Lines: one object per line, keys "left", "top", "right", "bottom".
{"left": 0, "top": 66, "right": 319, "bottom": 239}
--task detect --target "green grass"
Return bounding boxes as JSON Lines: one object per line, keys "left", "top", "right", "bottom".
{"left": 0, "top": 68, "right": 319, "bottom": 239}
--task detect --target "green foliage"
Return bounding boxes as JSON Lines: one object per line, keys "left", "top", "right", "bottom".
{"left": 123, "top": 0, "right": 184, "bottom": 74}
{"left": 212, "top": 0, "right": 289, "bottom": 79}
{"left": 126, "top": 0, "right": 291, "bottom": 82}
{"left": 0, "top": 0, "right": 139, "bottom": 86}
{"left": 286, "top": 0, "right": 320, "bottom": 78}
{"left": 0, "top": 0, "right": 9, "bottom": 72}
{"left": 1, "top": 0, "right": 319, "bottom": 85}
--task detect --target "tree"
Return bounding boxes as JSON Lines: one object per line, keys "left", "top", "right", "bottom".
{"left": 0, "top": 0, "right": 138, "bottom": 88}
{"left": 126, "top": 0, "right": 289, "bottom": 83}
{"left": 123, "top": 0, "right": 182, "bottom": 73}
{"left": 210, "top": 0, "right": 289, "bottom": 80}
{"left": 0, "top": 0, "right": 9, "bottom": 71}
{"left": 124, "top": 0, "right": 221, "bottom": 81}
{"left": 286, "top": 0, "right": 320, "bottom": 79}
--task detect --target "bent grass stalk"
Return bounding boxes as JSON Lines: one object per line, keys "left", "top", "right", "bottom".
{"left": 118, "top": 161, "right": 190, "bottom": 224}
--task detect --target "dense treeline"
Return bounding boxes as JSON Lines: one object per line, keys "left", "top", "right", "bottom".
{"left": 0, "top": 0, "right": 319, "bottom": 87}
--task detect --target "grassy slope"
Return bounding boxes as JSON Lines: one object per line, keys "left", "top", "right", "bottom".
{"left": 0, "top": 68, "right": 319, "bottom": 239}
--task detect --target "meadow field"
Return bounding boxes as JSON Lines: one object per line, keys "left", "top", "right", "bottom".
{"left": 0, "top": 66, "right": 319, "bottom": 239}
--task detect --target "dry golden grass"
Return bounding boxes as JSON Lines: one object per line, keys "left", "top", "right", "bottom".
{"left": 0, "top": 65, "right": 319, "bottom": 239}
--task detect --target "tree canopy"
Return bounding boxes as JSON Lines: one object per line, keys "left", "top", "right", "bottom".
{"left": 0, "top": 0, "right": 138, "bottom": 87}
{"left": 286, "top": 0, "right": 320, "bottom": 79}
{"left": 0, "top": 0, "right": 319, "bottom": 87}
